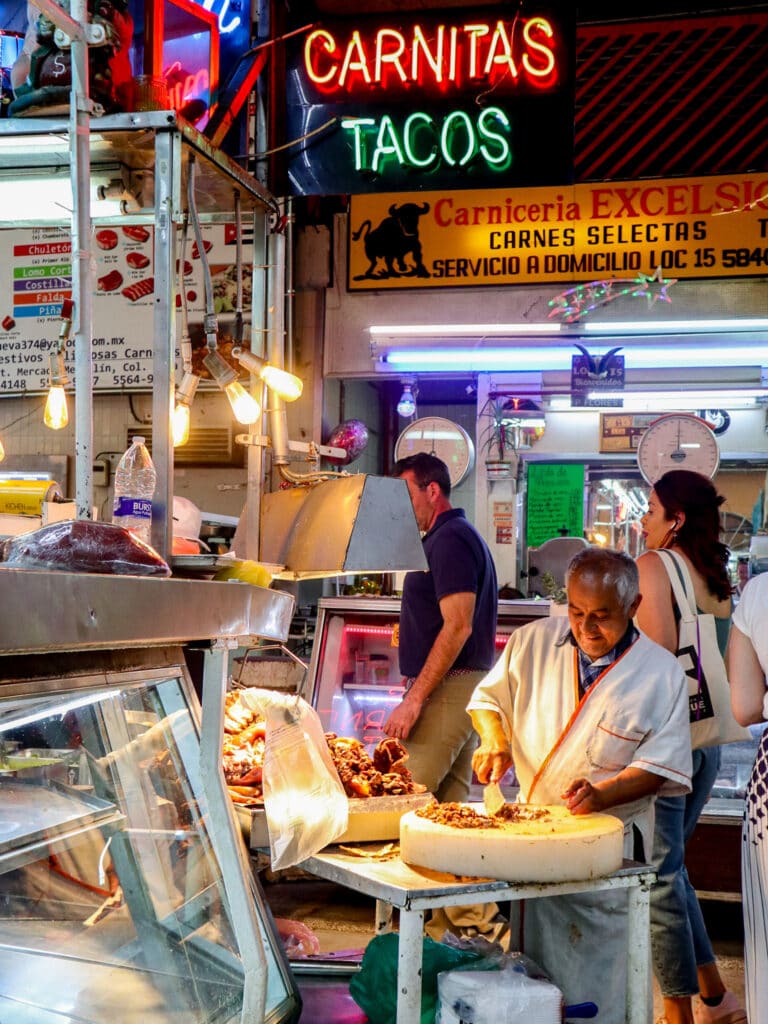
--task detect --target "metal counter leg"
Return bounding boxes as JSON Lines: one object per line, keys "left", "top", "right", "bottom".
{"left": 396, "top": 908, "right": 425, "bottom": 1024}
{"left": 626, "top": 878, "right": 652, "bottom": 1024}
{"left": 375, "top": 899, "right": 394, "bottom": 934}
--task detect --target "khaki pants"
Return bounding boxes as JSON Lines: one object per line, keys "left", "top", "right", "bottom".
{"left": 402, "top": 670, "right": 487, "bottom": 803}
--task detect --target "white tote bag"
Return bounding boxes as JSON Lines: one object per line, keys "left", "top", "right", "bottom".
{"left": 656, "top": 550, "right": 750, "bottom": 749}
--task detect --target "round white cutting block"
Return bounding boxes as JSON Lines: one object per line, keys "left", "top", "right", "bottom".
{"left": 399, "top": 803, "right": 624, "bottom": 883}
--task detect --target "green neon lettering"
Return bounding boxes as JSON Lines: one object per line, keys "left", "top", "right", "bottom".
{"left": 441, "top": 110, "right": 475, "bottom": 167}
{"left": 403, "top": 112, "right": 437, "bottom": 168}
{"left": 478, "top": 107, "right": 511, "bottom": 166}
{"left": 341, "top": 118, "right": 376, "bottom": 170}
{"left": 371, "top": 115, "right": 405, "bottom": 172}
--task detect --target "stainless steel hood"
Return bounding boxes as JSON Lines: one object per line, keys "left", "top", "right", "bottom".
{"left": 258, "top": 474, "right": 428, "bottom": 581}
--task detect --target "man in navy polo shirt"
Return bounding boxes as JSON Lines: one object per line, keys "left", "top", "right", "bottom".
{"left": 384, "top": 452, "right": 498, "bottom": 802}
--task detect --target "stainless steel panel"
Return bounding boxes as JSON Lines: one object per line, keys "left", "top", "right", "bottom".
{"left": 260, "top": 475, "right": 427, "bottom": 580}
{"left": 0, "top": 569, "right": 294, "bottom": 654}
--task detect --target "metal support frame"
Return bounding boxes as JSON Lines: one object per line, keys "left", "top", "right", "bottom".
{"left": 300, "top": 849, "right": 655, "bottom": 1024}
{"left": 199, "top": 640, "right": 267, "bottom": 1024}
{"left": 150, "top": 129, "right": 179, "bottom": 560}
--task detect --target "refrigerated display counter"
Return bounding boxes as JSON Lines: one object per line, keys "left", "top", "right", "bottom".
{"left": 0, "top": 567, "right": 301, "bottom": 1024}
{"left": 301, "top": 597, "right": 552, "bottom": 751}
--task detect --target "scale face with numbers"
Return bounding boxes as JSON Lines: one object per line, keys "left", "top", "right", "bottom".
{"left": 636, "top": 413, "right": 720, "bottom": 484}
{"left": 394, "top": 417, "right": 475, "bottom": 487}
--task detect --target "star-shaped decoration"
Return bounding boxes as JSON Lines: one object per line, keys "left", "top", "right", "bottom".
{"left": 632, "top": 266, "right": 678, "bottom": 306}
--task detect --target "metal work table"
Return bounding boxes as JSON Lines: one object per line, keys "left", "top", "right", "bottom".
{"left": 298, "top": 846, "right": 655, "bottom": 1024}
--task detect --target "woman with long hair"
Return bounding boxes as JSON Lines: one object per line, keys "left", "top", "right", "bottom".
{"left": 636, "top": 470, "right": 746, "bottom": 1024}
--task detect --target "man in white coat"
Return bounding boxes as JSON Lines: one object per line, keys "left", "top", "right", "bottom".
{"left": 469, "top": 547, "right": 692, "bottom": 1024}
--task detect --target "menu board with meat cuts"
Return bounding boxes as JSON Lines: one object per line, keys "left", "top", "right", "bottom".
{"left": 0, "top": 221, "right": 252, "bottom": 394}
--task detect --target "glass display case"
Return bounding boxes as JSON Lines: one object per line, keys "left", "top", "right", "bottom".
{"left": 0, "top": 568, "right": 300, "bottom": 1024}
{"left": 302, "top": 596, "right": 552, "bottom": 752}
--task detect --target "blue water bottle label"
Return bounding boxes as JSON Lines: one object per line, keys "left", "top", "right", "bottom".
{"left": 113, "top": 497, "right": 152, "bottom": 520}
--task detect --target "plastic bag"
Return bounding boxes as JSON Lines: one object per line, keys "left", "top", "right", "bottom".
{"left": 436, "top": 965, "right": 563, "bottom": 1024}
{"left": 349, "top": 933, "right": 490, "bottom": 1024}
{"left": 239, "top": 689, "right": 348, "bottom": 869}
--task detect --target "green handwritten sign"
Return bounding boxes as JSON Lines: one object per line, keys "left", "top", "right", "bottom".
{"left": 526, "top": 463, "right": 585, "bottom": 548}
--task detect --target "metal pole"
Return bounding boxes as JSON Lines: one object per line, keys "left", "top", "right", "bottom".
{"left": 242, "top": 211, "right": 268, "bottom": 561}
{"left": 69, "top": 0, "right": 94, "bottom": 519}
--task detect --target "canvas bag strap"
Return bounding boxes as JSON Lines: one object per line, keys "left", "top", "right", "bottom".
{"left": 655, "top": 548, "right": 705, "bottom": 721}
{"left": 655, "top": 549, "right": 697, "bottom": 623}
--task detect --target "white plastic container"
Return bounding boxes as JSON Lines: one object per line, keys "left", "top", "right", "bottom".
{"left": 112, "top": 436, "right": 157, "bottom": 546}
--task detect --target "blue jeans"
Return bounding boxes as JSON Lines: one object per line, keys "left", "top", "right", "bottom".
{"left": 650, "top": 745, "right": 721, "bottom": 998}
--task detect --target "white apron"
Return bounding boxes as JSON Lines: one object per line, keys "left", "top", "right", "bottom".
{"left": 468, "top": 618, "right": 692, "bottom": 1024}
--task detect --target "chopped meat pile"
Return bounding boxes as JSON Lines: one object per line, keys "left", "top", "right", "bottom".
{"left": 415, "top": 802, "right": 553, "bottom": 829}
{"left": 222, "top": 691, "right": 266, "bottom": 805}
{"left": 495, "top": 803, "right": 550, "bottom": 823}
{"left": 222, "top": 689, "right": 427, "bottom": 807}
{"left": 416, "top": 802, "right": 502, "bottom": 829}
{"left": 325, "top": 734, "right": 427, "bottom": 799}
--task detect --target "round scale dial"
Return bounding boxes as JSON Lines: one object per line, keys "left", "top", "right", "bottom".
{"left": 636, "top": 413, "right": 719, "bottom": 484}
{"left": 394, "top": 416, "right": 475, "bottom": 487}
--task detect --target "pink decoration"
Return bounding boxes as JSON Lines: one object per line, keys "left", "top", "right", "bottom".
{"left": 325, "top": 419, "right": 369, "bottom": 465}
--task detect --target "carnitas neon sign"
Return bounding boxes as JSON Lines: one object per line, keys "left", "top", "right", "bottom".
{"left": 300, "top": 15, "right": 562, "bottom": 179}
{"left": 304, "top": 17, "right": 558, "bottom": 93}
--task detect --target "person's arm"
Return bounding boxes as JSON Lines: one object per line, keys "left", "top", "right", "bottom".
{"left": 562, "top": 766, "right": 664, "bottom": 815}
{"left": 469, "top": 708, "right": 512, "bottom": 783}
{"left": 383, "top": 590, "right": 475, "bottom": 740}
{"left": 635, "top": 551, "right": 678, "bottom": 653}
{"left": 727, "top": 624, "right": 766, "bottom": 726}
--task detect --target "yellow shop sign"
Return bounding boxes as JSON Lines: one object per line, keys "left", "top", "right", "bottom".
{"left": 348, "top": 173, "right": 768, "bottom": 290}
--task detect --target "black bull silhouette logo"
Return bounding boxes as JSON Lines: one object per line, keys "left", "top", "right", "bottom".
{"left": 352, "top": 202, "right": 431, "bottom": 280}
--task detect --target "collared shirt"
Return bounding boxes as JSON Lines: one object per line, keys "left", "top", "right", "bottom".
{"left": 557, "top": 622, "right": 640, "bottom": 696}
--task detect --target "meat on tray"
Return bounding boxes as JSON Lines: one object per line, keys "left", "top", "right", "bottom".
{"left": 325, "top": 733, "right": 426, "bottom": 798}
{"left": 122, "top": 277, "right": 154, "bottom": 302}
{"left": 95, "top": 229, "right": 118, "bottom": 251}
{"left": 1, "top": 520, "right": 170, "bottom": 577}
{"left": 98, "top": 269, "right": 124, "bottom": 292}
{"left": 221, "top": 691, "right": 426, "bottom": 806}
{"left": 123, "top": 225, "right": 150, "bottom": 243}
{"left": 126, "top": 251, "right": 151, "bottom": 270}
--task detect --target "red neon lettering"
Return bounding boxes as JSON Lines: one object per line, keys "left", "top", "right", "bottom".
{"left": 484, "top": 20, "right": 518, "bottom": 79}
{"left": 523, "top": 17, "right": 556, "bottom": 78}
{"left": 464, "top": 23, "right": 490, "bottom": 79}
{"left": 338, "top": 30, "right": 372, "bottom": 87}
{"left": 302, "top": 17, "right": 558, "bottom": 93}
{"left": 305, "top": 29, "right": 338, "bottom": 85}
{"left": 375, "top": 29, "right": 407, "bottom": 83}
{"left": 412, "top": 24, "right": 444, "bottom": 83}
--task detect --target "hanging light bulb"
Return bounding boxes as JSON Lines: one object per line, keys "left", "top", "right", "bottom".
{"left": 172, "top": 371, "right": 200, "bottom": 447}
{"left": 203, "top": 349, "right": 260, "bottom": 424}
{"left": 396, "top": 381, "right": 417, "bottom": 418}
{"left": 44, "top": 352, "right": 69, "bottom": 430}
{"left": 232, "top": 348, "right": 304, "bottom": 401}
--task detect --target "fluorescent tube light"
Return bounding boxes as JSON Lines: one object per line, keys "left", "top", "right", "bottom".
{"left": 550, "top": 390, "right": 763, "bottom": 412}
{"left": 381, "top": 345, "right": 768, "bottom": 373}
{"left": 370, "top": 323, "right": 561, "bottom": 337}
{"left": 582, "top": 319, "right": 768, "bottom": 333}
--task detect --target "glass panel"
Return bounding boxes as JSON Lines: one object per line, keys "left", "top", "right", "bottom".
{"left": 0, "top": 671, "right": 294, "bottom": 1024}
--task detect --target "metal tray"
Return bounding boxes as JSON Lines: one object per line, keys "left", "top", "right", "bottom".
{"left": 171, "top": 555, "right": 284, "bottom": 579}
{"left": 0, "top": 778, "right": 119, "bottom": 858}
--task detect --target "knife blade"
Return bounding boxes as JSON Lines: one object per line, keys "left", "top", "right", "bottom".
{"left": 483, "top": 781, "right": 505, "bottom": 816}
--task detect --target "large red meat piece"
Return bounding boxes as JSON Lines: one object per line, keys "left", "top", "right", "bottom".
{"left": 1, "top": 520, "right": 170, "bottom": 577}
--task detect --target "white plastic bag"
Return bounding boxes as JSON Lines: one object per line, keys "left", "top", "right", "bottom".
{"left": 239, "top": 689, "right": 348, "bottom": 869}
{"left": 437, "top": 965, "right": 563, "bottom": 1024}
